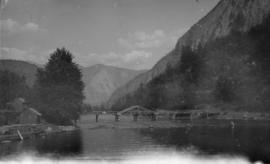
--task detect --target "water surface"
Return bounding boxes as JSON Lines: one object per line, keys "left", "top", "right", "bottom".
{"left": 0, "top": 120, "right": 269, "bottom": 163}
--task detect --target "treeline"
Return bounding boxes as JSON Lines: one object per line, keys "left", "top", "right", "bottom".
{"left": 0, "top": 48, "right": 84, "bottom": 125}
{"left": 0, "top": 70, "right": 31, "bottom": 109}
{"left": 111, "top": 14, "right": 270, "bottom": 112}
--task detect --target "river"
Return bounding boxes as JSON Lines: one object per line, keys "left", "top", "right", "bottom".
{"left": 0, "top": 119, "right": 270, "bottom": 163}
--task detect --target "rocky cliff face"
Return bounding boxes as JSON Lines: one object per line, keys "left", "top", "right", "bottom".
{"left": 82, "top": 64, "right": 144, "bottom": 106}
{"left": 108, "top": 0, "right": 270, "bottom": 107}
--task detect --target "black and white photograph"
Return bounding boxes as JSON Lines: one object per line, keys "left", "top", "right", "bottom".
{"left": 0, "top": 0, "right": 270, "bottom": 163}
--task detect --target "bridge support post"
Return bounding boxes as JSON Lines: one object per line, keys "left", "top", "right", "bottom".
{"left": 115, "top": 113, "right": 119, "bottom": 122}
{"left": 95, "top": 114, "right": 99, "bottom": 122}
{"left": 151, "top": 113, "right": 156, "bottom": 121}
{"left": 172, "top": 113, "right": 176, "bottom": 121}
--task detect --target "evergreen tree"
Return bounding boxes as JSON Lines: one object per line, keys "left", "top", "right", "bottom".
{"left": 35, "top": 47, "right": 84, "bottom": 125}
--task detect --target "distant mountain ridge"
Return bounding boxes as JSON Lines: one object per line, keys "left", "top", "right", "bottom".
{"left": 108, "top": 0, "right": 270, "bottom": 108}
{"left": 82, "top": 64, "right": 144, "bottom": 106}
{"left": 0, "top": 59, "right": 38, "bottom": 86}
{"left": 0, "top": 59, "right": 144, "bottom": 106}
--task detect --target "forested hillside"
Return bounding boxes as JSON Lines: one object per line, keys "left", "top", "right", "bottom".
{"left": 111, "top": 14, "right": 270, "bottom": 112}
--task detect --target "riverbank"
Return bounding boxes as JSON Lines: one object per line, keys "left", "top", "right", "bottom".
{"left": 0, "top": 123, "right": 78, "bottom": 143}
{"left": 217, "top": 111, "right": 270, "bottom": 120}
{"left": 78, "top": 114, "right": 270, "bottom": 130}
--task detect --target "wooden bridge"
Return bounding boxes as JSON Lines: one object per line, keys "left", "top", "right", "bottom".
{"left": 117, "top": 105, "right": 154, "bottom": 115}
{"left": 155, "top": 109, "right": 220, "bottom": 120}
{"left": 93, "top": 105, "right": 156, "bottom": 122}
{"left": 93, "top": 105, "right": 221, "bottom": 122}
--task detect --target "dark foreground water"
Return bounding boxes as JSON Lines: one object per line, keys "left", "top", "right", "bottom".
{"left": 0, "top": 120, "right": 270, "bottom": 163}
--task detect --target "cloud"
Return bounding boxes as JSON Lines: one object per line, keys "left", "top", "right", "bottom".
{"left": 118, "top": 30, "right": 166, "bottom": 49}
{"left": 118, "top": 29, "right": 189, "bottom": 50}
{"left": 123, "top": 50, "right": 152, "bottom": 62}
{"left": 75, "top": 50, "right": 152, "bottom": 70}
{"left": 23, "top": 22, "right": 40, "bottom": 32}
{"left": 134, "top": 30, "right": 165, "bottom": 42}
{"left": 117, "top": 38, "right": 133, "bottom": 49}
{"left": 0, "top": 27, "right": 189, "bottom": 70}
{"left": 0, "top": 19, "right": 44, "bottom": 34}
{"left": 113, "top": 28, "right": 190, "bottom": 69}
{"left": 0, "top": 0, "right": 8, "bottom": 9}
{"left": 0, "top": 47, "right": 49, "bottom": 64}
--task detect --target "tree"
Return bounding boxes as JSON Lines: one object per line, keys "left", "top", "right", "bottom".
{"left": 214, "top": 75, "right": 238, "bottom": 103}
{"left": 176, "top": 46, "right": 205, "bottom": 109}
{"left": 0, "top": 70, "right": 30, "bottom": 109}
{"left": 179, "top": 46, "right": 204, "bottom": 84}
{"left": 35, "top": 47, "right": 84, "bottom": 125}
{"left": 249, "top": 14, "right": 270, "bottom": 82}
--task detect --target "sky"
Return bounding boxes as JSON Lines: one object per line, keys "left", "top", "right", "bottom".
{"left": 0, "top": 0, "right": 219, "bottom": 70}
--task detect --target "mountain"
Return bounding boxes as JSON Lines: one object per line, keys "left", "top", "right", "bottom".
{"left": 82, "top": 64, "right": 144, "bottom": 106}
{"left": 108, "top": 0, "right": 270, "bottom": 110}
{"left": 0, "top": 59, "right": 38, "bottom": 87}
{"left": 0, "top": 59, "right": 143, "bottom": 106}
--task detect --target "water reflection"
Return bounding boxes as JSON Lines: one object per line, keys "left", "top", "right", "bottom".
{"left": 0, "top": 131, "right": 82, "bottom": 158}
{"left": 82, "top": 129, "right": 150, "bottom": 159}
{"left": 0, "top": 120, "right": 270, "bottom": 163}
{"left": 139, "top": 120, "right": 270, "bottom": 162}
{"left": 35, "top": 131, "right": 82, "bottom": 157}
